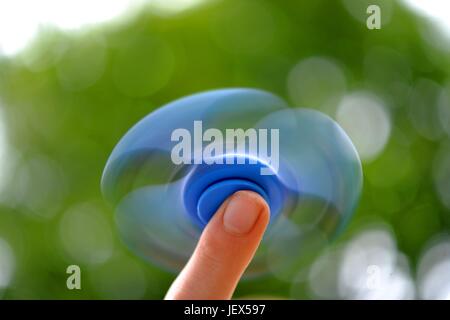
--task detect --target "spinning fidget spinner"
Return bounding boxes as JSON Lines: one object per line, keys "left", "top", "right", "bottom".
{"left": 101, "top": 88, "right": 362, "bottom": 275}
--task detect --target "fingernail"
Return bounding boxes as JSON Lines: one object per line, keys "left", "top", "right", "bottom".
{"left": 223, "top": 191, "right": 263, "bottom": 235}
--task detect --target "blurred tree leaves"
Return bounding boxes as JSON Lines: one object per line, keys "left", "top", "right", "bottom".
{"left": 0, "top": 0, "right": 449, "bottom": 299}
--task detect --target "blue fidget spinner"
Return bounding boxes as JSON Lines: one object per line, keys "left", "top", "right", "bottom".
{"left": 101, "top": 88, "right": 362, "bottom": 275}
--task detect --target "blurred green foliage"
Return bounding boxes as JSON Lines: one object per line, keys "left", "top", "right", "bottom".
{"left": 0, "top": 0, "right": 449, "bottom": 299}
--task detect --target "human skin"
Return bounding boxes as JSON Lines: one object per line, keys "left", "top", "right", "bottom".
{"left": 165, "top": 190, "right": 270, "bottom": 300}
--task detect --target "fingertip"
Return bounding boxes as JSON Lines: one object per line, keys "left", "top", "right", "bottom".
{"left": 222, "top": 190, "right": 270, "bottom": 236}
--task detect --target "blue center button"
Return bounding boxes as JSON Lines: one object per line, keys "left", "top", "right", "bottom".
{"left": 197, "top": 179, "right": 270, "bottom": 225}
{"left": 183, "top": 154, "right": 290, "bottom": 228}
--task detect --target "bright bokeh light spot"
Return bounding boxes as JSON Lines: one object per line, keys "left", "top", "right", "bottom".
{"left": 0, "top": 0, "right": 143, "bottom": 56}
{"left": 338, "top": 229, "right": 414, "bottom": 300}
{"left": 8, "top": 155, "right": 66, "bottom": 219}
{"left": 0, "top": 238, "right": 15, "bottom": 289}
{"left": 59, "top": 202, "right": 114, "bottom": 265}
{"left": 305, "top": 226, "right": 415, "bottom": 299}
{"left": 287, "top": 57, "right": 346, "bottom": 114}
{"left": 403, "top": 0, "right": 450, "bottom": 36}
{"left": 336, "top": 92, "right": 391, "bottom": 161}
{"left": 418, "top": 237, "right": 450, "bottom": 300}
{"left": 403, "top": 0, "right": 450, "bottom": 55}
{"left": 0, "top": 0, "right": 212, "bottom": 56}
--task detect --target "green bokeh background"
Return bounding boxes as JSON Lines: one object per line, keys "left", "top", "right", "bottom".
{"left": 0, "top": 0, "right": 449, "bottom": 299}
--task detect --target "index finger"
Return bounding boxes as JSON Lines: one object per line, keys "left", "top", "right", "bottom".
{"left": 165, "top": 191, "right": 270, "bottom": 300}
